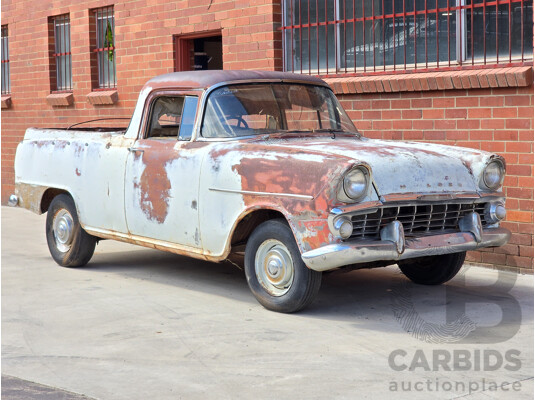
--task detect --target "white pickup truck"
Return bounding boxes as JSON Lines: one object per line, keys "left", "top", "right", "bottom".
{"left": 12, "top": 70, "right": 510, "bottom": 312}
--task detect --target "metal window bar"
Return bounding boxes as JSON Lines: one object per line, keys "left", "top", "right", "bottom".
{"left": 52, "top": 15, "right": 72, "bottom": 92}
{"left": 282, "top": 0, "right": 533, "bottom": 76}
{"left": 308, "top": 0, "right": 311, "bottom": 74}
{"left": 1, "top": 25, "right": 9, "bottom": 94}
{"left": 436, "top": 0, "right": 439, "bottom": 68}
{"left": 94, "top": 6, "right": 116, "bottom": 89}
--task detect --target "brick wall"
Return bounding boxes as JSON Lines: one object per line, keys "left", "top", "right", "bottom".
{"left": 334, "top": 84, "right": 534, "bottom": 272}
{"left": 1, "top": 0, "right": 282, "bottom": 201}
{"left": 1, "top": 0, "right": 533, "bottom": 272}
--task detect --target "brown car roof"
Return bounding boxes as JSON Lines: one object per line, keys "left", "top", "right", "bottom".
{"left": 143, "top": 70, "right": 328, "bottom": 91}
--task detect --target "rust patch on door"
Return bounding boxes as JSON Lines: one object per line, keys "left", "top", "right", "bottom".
{"left": 133, "top": 144, "right": 173, "bottom": 224}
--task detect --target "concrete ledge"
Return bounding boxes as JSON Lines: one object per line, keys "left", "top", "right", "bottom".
{"left": 1, "top": 95, "right": 12, "bottom": 109}
{"left": 46, "top": 93, "right": 74, "bottom": 107}
{"left": 325, "top": 66, "right": 534, "bottom": 94}
{"left": 465, "top": 261, "right": 534, "bottom": 275}
{"left": 86, "top": 90, "right": 118, "bottom": 105}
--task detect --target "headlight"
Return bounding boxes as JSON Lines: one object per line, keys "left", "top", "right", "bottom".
{"left": 481, "top": 160, "right": 505, "bottom": 190}
{"left": 343, "top": 167, "right": 369, "bottom": 201}
{"left": 484, "top": 202, "right": 506, "bottom": 224}
{"left": 333, "top": 217, "right": 353, "bottom": 239}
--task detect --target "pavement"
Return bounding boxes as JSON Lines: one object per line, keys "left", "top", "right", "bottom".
{"left": 1, "top": 375, "right": 94, "bottom": 400}
{"left": 1, "top": 205, "right": 533, "bottom": 400}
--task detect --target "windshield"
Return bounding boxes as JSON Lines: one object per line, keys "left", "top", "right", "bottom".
{"left": 201, "top": 83, "right": 359, "bottom": 138}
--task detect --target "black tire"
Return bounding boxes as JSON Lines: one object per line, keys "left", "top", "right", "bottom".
{"left": 244, "top": 219, "right": 322, "bottom": 313}
{"left": 398, "top": 251, "right": 466, "bottom": 285}
{"left": 46, "top": 194, "right": 97, "bottom": 267}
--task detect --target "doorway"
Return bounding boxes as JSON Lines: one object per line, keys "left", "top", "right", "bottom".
{"left": 174, "top": 32, "right": 223, "bottom": 72}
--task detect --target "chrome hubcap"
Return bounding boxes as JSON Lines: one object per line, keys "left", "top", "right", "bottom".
{"left": 255, "top": 239, "right": 294, "bottom": 296}
{"left": 53, "top": 209, "right": 74, "bottom": 253}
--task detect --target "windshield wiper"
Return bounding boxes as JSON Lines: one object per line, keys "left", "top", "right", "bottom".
{"left": 312, "top": 128, "right": 344, "bottom": 138}
{"left": 282, "top": 129, "right": 310, "bottom": 133}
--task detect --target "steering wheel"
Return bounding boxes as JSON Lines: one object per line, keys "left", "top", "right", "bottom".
{"left": 219, "top": 115, "right": 249, "bottom": 129}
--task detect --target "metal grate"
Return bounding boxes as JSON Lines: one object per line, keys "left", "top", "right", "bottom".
{"left": 350, "top": 201, "right": 488, "bottom": 239}
{"left": 93, "top": 6, "right": 116, "bottom": 89}
{"left": 52, "top": 15, "right": 72, "bottom": 91}
{"left": 1, "top": 25, "right": 9, "bottom": 94}
{"left": 282, "top": 0, "right": 533, "bottom": 76}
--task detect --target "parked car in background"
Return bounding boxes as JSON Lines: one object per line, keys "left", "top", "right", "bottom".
{"left": 11, "top": 70, "right": 510, "bottom": 312}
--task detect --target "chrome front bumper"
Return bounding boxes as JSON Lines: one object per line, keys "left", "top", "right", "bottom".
{"left": 301, "top": 212, "right": 511, "bottom": 272}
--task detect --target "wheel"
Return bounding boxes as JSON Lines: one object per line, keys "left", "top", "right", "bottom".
{"left": 397, "top": 251, "right": 466, "bottom": 285}
{"left": 244, "top": 219, "right": 322, "bottom": 313}
{"left": 45, "top": 194, "right": 97, "bottom": 267}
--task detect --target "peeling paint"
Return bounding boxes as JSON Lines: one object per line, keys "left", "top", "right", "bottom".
{"left": 13, "top": 72, "right": 507, "bottom": 269}
{"left": 133, "top": 152, "right": 172, "bottom": 224}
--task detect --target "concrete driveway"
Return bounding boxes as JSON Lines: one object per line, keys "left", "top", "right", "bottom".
{"left": 2, "top": 206, "right": 533, "bottom": 399}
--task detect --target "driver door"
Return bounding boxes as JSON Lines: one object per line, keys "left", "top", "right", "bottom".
{"left": 124, "top": 93, "right": 202, "bottom": 248}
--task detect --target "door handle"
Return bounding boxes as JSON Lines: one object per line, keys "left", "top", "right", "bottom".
{"left": 129, "top": 147, "right": 144, "bottom": 154}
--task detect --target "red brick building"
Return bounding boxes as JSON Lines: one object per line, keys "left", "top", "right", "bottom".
{"left": 1, "top": 0, "right": 533, "bottom": 271}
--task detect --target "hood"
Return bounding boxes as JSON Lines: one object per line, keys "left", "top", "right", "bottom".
{"left": 245, "top": 135, "right": 495, "bottom": 196}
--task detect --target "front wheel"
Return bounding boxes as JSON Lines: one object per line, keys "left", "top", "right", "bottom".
{"left": 398, "top": 252, "right": 466, "bottom": 285}
{"left": 46, "top": 194, "right": 97, "bottom": 267}
{"left": 244, "top": 219, "right": 322, "bottom": 313}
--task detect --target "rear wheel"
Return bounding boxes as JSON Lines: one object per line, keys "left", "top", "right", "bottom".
{"left": 244, "top": 219, "right": 322, "bottom": 313}
{"left": 398, "top": 252, "right": 466, "bottom": 285}
{"left": 46, "top": 194, "right": 96, "bottom": 267}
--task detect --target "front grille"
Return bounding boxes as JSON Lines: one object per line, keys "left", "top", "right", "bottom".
{"left": 350, "top": 202, "right": 488, "bottom": 239}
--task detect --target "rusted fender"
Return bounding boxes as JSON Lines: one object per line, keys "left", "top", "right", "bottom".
{"left": 198, "top": 139, "right": 375, "bottom": 255}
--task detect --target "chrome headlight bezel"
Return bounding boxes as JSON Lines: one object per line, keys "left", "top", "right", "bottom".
{"left": 484, "top": 202, "right": 507, "bottom": 225}
{"left": 338, "top": 165, "right": 370, "bottom": 203}
{"left": 480, "top": 159, "right": 505, "bottom": 191}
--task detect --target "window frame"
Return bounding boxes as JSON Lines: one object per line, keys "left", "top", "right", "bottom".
{"left": 1, "top": 25, "right": 10, "bottom": 95}
{"left": 146, "top": 96, "right": 186, "bottom": 140}
{"left": 50, "top": 14, "right": 72, "bottom": 92}
{"left": 282, "top": 0, "right": 533, "bottom": 76}
{"left": 140, "top": 90, "right": 201, "bottom": 141}
{"left": 199, "top": 82, "right": 358, "bottom": 139}
{"left": 92, "top": 6, "right": 116, "bottom": 89}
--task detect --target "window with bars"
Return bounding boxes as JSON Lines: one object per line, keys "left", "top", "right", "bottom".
{"left": 51, "top": 15, "right": 72, "bottom": 91}
{"left": 93, "top": 6, "right": 116, "bottom": 88}
{"left": 1, "top": 25, "right": 10, "bottom": 94}
{"left": 283, "top": 0, "right": 533, "bottom": 75}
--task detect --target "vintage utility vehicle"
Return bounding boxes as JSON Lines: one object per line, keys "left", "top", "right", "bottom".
{"left": 12, "top": 70, "right": 510, "bottom": 312}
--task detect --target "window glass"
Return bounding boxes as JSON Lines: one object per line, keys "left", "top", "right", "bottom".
{"left": 94, "top": 6, "right": 116, "bottom": 88}
{"left": 1, "top": 25, "right": 9, "bottom": 94}
{"left": 147, "top": 97, "right": 185, "bottom": 139}
{"left": 179, "top": 96, "right": 199, "bottom": 141}
{"left": 284, "top": 0, "right": 533, "bottom": 74}
{"left": 467, "top": 0, "right": 533, "bottom": 62}
{"left": 53, "top": 15, "right": 72, "bottom": 91}
{"left": 201, "top": 83, "right": 357, "bottom": 138}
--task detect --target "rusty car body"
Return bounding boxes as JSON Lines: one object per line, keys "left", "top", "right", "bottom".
{"left": 12, "top": 70, "right": 510, "bottom": 312}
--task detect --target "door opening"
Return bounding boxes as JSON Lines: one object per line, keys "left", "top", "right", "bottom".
{"left": 174, "top": 32, "right": 222, "bottom": 72}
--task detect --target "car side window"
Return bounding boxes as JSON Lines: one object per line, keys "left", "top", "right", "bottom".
{"left": 147, "top": 96, "right": 185, "bottom": 139}
{"left": 178, "top": 96, "right": 199, "bottom": 141}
